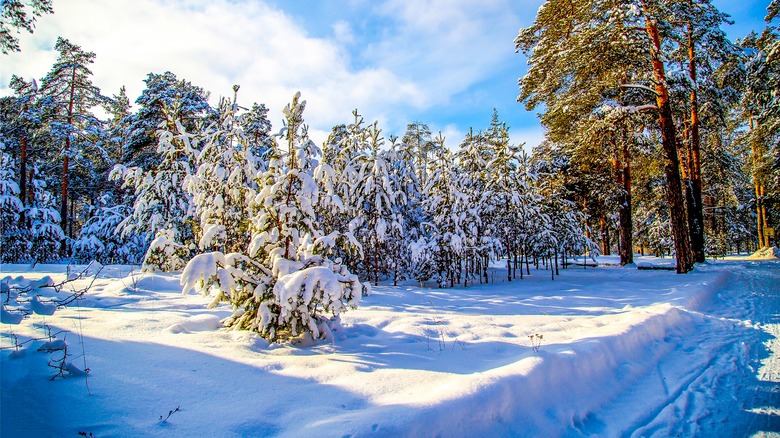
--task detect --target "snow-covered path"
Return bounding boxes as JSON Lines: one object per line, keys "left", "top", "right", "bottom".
{"left": 591, "top": 261, "right": 780, "bottom": 437}
{"left": 1, "top": 258, "right": 779, "bottom": 437}
{"left": 689, "top": 261, "right": 780, "bottom": 436}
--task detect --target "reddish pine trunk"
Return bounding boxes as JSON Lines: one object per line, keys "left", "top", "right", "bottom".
{"left": 646, "top": 19, "right": 693, "bottom": 274}
{"left": 60, "top": 67, "right": 77, "bottom": 252}
{"left": 687, "top": 20, "right": 705, "bottom": 263}
{"left": 615, "top": 139, "right": 634, "bottom": 266}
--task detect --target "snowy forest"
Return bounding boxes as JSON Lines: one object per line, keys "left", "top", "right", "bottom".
{"left": 1, "top": 0, "right": 779, "bottom": 341}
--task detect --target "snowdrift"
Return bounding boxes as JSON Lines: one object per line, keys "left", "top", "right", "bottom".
{"left": 747, "top": 246, "right": 780, "bottom": 260}
{"left": 1, "top": 260, "right": 778, "bottom": 437}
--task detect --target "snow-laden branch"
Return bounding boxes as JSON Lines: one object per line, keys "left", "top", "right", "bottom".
{"left": 619, "top": 83, "right": 661, "bottom": 96}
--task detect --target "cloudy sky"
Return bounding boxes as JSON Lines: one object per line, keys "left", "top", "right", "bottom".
{"left": 0, "top": 0, "right": 771, "bottom": 148}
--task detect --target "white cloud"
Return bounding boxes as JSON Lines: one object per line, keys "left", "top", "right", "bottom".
{"left": 332, "top": 20, "right": 355, "bottom": 45}
{"left": 0, "top": 0, "right": 428, "bottom": 145}
{"left": 0, "top": 0, "right": 547, "bottom": 147}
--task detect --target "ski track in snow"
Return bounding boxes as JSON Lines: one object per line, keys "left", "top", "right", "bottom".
{"left": 1, "top": 258, "right": 779, "bottom": 437}
{"left": 614, "top": 261, "right": 780, "bottom": 438}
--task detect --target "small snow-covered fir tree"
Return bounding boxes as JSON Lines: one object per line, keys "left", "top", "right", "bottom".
{"left": 115, "top": 103, "right": 199, "bottom": 272}
{"left": 347, "top": 120, "right": 403, "bottom": 285}
{"left": 181, "top": 93, "right": 365, "bottom": 342}
{"left": 185, "top": 89, "right": 261, "bottom": 254}
{"left": 482, "top": 115, "right": 530, "bottom": 281}
{"left": 0, "top": 146, "right": 30, "bottom": 262}
{"left": 422, "top": 133, "right": 468, "bottom": 287}
{"left": 71, "top": 196, "right": 145, "bottom": 264}
{"left": 27, "top": 169, "right": 64, "bottom": 263}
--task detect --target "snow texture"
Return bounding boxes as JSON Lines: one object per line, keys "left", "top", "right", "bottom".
{"left": 2, "top": 256, "right": 779, "bottom": 437}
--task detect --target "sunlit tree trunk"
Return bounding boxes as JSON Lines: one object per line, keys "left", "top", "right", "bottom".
{"left": 646, "top": 17, "right": 694, "bottom": 273}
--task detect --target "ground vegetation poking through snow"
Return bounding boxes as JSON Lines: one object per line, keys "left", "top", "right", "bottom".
{"left": 2, "top": 256, "right": 779, "bottom": 437}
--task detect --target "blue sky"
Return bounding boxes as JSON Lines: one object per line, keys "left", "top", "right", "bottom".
{"left": 0, "top": 0, "right": 772, "bottom": 149}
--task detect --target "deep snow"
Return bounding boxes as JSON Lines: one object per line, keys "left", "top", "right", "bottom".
{"left": 1, "top": 255, "right": 778, "bottom": 437}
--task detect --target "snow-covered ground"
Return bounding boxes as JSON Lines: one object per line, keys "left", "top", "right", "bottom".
{"left": 2, "top": 254, "right": 779, "bottom": 437}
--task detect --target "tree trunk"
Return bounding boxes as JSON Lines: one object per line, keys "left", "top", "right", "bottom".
{"left": 60, "top": 67, "right": 77, "bottom": 255}
{"left": 600, "top": 212, "right": 610, "bottom": 256}
{"left": 19, "top": 121, "right": 28, "bottom": 205}
{"left": 687, "top": 20, "right": 705, "bottom": 263}
{"left": 506, "top": 242, "right": 512, "bottom": 282}
{"left": 646, "top": 18, "right": 693, "bottom": 274}
{"left": 616, "top": 139, "right": 634, "bottom": 265}
{"left": 750, "top": 118, "right": 768, "bottom": 248}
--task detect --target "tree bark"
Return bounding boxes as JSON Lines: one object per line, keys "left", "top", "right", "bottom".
{"left": 599, "top": 212, "right": 610, "bottom": 256}
{"left": 687, "top": 19, "right": 705, "bottom": 263}
{"left": 19, "top": 117, "right": 28, "bottom": 206}
{"left": 61, "top": 66, "right": 77, "bottom": 251}
{"left": 646, "top": 18, "right": 694, "bottom": 273}
{"left": 616, "top": 138, "right": 634, "bottom": 265}
{"left": 750, "top": 117, "right": 768, "bottom": 248}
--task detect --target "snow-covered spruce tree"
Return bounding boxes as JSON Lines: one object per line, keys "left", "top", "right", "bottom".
{"left": 114, "top": 103, "right": 199, "bottom": 272}
{"left": 181, "top": 92, "right": 364, "bottom": 342}
{"left": 347, "top": 120, "right": 404, "bottom": 285}
{"left": 482, "top": 114, "right": 529, "bottom": 282}
{"left": 71, "top": 196, "right": 145, "bottom": 264}
{"left": 122, "top": 71, "right": 213, "bottom": 169}
{"left": 0, "top": 146, "right": 30, "bottom": 262}
{"left": 185, "top": 89, "right": 261, "bottom": 254}
{"left": 26, "top": 166, "right": 64, "bottom": 263}
{"left": 425, "top": 134, "right": 471, "bottom": 287}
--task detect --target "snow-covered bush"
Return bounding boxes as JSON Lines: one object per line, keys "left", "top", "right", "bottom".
{"left": 72, "top": 200, "right": 145, "bottom": 264}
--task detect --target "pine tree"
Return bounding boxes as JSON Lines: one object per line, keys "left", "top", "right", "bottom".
{"left": 122, "top": 71, "right": 212, "bottom": 168}
{"left": 71, "top": 197, "right": 143, "bottom": 264}
{"left": 423, "top": 133, "right": 468, "bottom": 287}
{"left": 115, "top": 103, "right": 199, "bottom": 271}
{"left": 181, "top": 93, "right": 364, "bottom": 342}
{"left": 38, "top": 37, "right": 106, "bottom": 247}
{"left": 456, "top": 129, "right": 499, "bottom": 283}
{"left": 482, "top": 116, "right": 529, "bottom": 282}
{"left": 516, "top": 0, "right": 732, "bottom": 272}
{"left": 186, "top": 87, "right": 261, "bottom": 254}
{"left": 26, "top": 164, "right": 64, "bottom": 262}
{"left": 0, "top": 143, "right": 29, "bottom": 262}
{"left": 739, "top": 10, "right": 779, "bottom": 248}
{"left": 401, "top": 121, "right": 434, "bottom": 188}
{"left": 349, "top": 120, "right": 403, "bottom": 285}
{"left": 0, "top": 0, "right": 53, "bottom": 54}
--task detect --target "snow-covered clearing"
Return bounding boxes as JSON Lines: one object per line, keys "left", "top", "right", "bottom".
{"left": 2, "top": 255, "right": 779, "bottom": 437}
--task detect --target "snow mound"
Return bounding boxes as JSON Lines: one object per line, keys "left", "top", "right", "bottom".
{"left": 167, "top": 314, "right": 223, "bottom": 333}
{"left": 747, "top": 247, "right": 780, "bottom": 260}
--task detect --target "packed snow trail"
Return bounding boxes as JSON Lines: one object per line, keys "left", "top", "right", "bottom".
{"left": 592, "top": 260, "right": 780, "bottom": 437}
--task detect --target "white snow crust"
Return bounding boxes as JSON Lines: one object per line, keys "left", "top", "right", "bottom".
{"left": 2, "top": 255, "right": 778, "bottom": 437}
